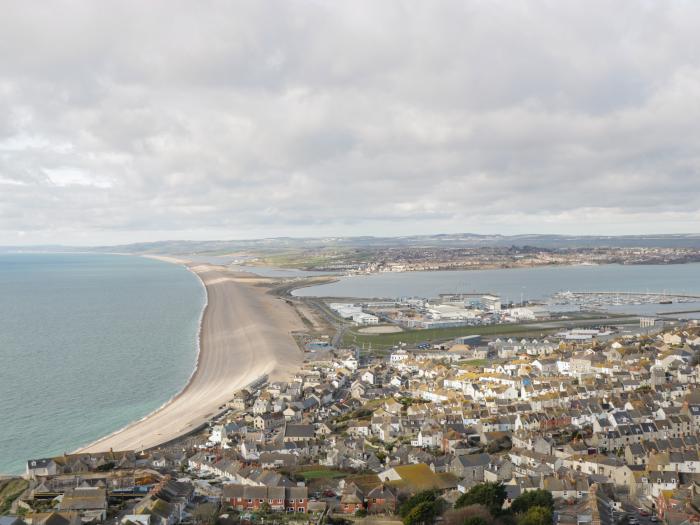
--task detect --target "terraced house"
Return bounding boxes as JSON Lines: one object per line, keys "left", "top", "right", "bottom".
{"left": 223, "top": 485, "right": 308, "bottom": 513}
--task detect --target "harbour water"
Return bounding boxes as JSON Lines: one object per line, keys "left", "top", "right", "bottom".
{"left": 0, "top": 254, "right": 205, "bottom": 474}
{"left": 292, "top": 263, "right": 700, "bottom": 304}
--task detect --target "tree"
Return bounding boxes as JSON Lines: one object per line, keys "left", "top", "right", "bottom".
{"left": 510, "top": 490, "right": 554, "bottom": 515}
{"left": 400, "top": 490, "right": 438, "bottom": 518}
{"left": 455, "top": 483, "right": 507, "bottom": 516}
{"left": 518, "top": 506, "right": 553, "bottom": 525}
{"left": 403, "top": 501, "right": 438, "bottom": 525}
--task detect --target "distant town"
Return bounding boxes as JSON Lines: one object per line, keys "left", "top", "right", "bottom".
{"left": 250, "top": 246, "right": 700, "bottom": 275}
{"left": 4, "top": 270, "right": 700, "bottom": 525}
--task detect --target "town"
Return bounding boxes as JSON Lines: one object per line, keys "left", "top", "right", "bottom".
{"left": 248, "top": 245, "right": 700, "bottom": 275}
{"left": 4, "top": 317, "right": 700, "bottom": 525}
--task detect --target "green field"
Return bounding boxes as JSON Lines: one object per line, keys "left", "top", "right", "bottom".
{"left": 299, "top": 470, "right": 347, "bottom": 480}
{"left": 460, "top": 358, "right": 491, "bottom": 367}
{"left": 341, "top": 322, "right": 557, "bottom": 349}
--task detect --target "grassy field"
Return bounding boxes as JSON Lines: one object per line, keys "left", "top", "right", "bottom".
{"left": 341, "top": 322, "right": 557, "bottom": 349}
{"left": 459, "top": 358, "right": 491, "bottom": 367}
{"left": 299, "top": 470, "right": 347, "bottom": 480}
{"left": 256, "top": 248, "right": 373, "bottom": 270}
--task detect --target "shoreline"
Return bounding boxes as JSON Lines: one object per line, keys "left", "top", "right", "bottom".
{"left": 76, "top": 257, "right": 305, "bottom": 453}
{"left": 75, "top": 256, "right": 209, "bottom": 453}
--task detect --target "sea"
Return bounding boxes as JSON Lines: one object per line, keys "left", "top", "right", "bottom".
{"left": 0, "top": 253, "right": 205, "bottom": 474}
{"left": 292, "top": 262, "right": 700, "bottom": 316}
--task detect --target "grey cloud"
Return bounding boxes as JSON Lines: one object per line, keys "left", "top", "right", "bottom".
{"left": 1, "top": 0, "right": 700, "bottom": 244}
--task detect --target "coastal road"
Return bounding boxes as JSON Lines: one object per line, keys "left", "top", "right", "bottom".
{"left": 76, "top": 264, "right": 305, "bottom": 453}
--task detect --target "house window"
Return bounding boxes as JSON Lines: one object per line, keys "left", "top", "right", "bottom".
{"left": 248, "top": 499, "right": 252, "bottom": 504}
{"left": 298, "top": 507, "right": 304, "bottom": 512}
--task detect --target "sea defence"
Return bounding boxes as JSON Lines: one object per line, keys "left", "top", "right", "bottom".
{"left": 77, "top": 263, "right": 304, "bottom": 453}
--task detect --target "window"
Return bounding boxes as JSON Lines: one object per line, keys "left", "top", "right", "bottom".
{"left": 298, "top": 507, "right": 304, "bottom": 512}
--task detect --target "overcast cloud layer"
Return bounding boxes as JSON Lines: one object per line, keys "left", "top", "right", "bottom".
{"left": 1, "top": 1, "right": 700, "bottom": 245}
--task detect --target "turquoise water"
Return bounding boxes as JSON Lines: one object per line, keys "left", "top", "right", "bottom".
{"left": 0, "top": 254, "right": 205, "bottom": 474}
{"left": 293, "top": 263, "right": 700, "bottom": 302}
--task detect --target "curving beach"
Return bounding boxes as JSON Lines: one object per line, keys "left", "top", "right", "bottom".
{"left": 77, "top": 261, "right": 304, "bottom": 453}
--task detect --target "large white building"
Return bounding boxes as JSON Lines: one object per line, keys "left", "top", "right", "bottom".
{"left": 329, "top": 302, "right": 379, "bottom": 325}
{"left": 352, "top": 312, "right": 379, "bottom": 325}
{"left": 481, "top": 295, "right": 501, "bottom": 311}
{"left": 426, "top": 303, "right": 479, "bottom": 321}
{"left": 329, "top": 303, "right": 363, "bottom": 318}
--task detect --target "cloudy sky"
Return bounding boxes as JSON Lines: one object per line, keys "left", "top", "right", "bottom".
{"left": 1, "top": 1, "right": 700, "bottom": 245}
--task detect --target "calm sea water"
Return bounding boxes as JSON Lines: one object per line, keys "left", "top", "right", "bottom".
{"left": 0, "top": 254, "right": 205, "bottom": 474}
{"left": 293, "top": 263, "right": 700, "bottom": 302}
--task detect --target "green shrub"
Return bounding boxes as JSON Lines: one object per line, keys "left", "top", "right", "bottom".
{"left": 455, "top": 483, "right": 507, "bottom": 516}
{"left": 510, "top": 490, "right": 553, "bottom": 515}
{"left": 399, "top": 490, "right": 438, "bottom": 518}
{"left": 403, "top": 501, "right": 438, "bottom": 525}
{"left": 517, "top": 506, "right": 553, "bottom": 525}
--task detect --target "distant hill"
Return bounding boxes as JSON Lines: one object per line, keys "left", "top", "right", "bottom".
{"left": 3, "top": 233, "right": 700, "bottom": 255}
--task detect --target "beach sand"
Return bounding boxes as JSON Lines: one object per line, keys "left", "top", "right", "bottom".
{"left": 76, "top": 262, "right": 304, "bottom": 453}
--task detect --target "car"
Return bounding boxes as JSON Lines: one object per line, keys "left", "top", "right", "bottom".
{"left": 640, "top": 510, "right": 650, "bottom": 517}
{"left": 629, "top": 519, "right": 639, "bottom": 525}
{"left": 650, "top": 517, "right": 658, "bottom": 522}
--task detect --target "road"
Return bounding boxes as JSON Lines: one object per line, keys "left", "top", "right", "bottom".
{"left": 622, "top": 501, "right": 657, "bottom": 525}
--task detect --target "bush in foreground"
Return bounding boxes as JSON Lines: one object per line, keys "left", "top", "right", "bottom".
{"left": 443, "top": 504, "right": 496, "bottom": 525}
{"left": 517, "top": 506, "right": 553, "bottom": 525}
{"left": 455, "top": 483, "right": 507, "bottom": 516}
{"left": 510, "top": 490, "right": 554, "bottom": 515}
{"left": 403, "top": 501, "right": 440, "bottom": 525}
{"left": 399, "top": 490, "right": 438, "bottom": 518}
